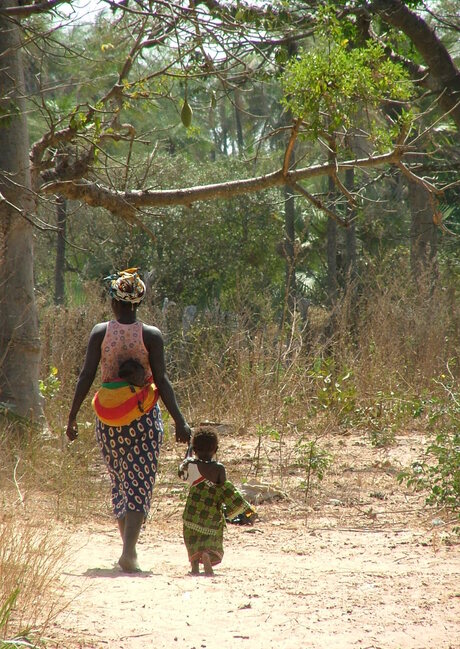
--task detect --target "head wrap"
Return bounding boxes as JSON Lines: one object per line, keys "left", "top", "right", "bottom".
{"left": 105, "top": 267, "right": 146, "bottom": 304}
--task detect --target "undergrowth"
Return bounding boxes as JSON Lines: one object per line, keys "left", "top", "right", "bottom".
{"left": 397, "top": 372, "right": 460, "bottom": 517}
{"left": 0, "top": 505, "right": 71, "bottom": 645}
{"left": 0, "top": 263, "right": 457, "bottom": 645}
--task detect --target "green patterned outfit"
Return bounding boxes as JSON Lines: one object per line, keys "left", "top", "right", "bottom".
{"left": 182, "top": 467, "right": 253, "bottom": 566}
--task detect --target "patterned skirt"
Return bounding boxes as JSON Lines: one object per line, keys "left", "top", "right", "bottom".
{"left": 96, "top": 405, "right": 163, "bottom": 518}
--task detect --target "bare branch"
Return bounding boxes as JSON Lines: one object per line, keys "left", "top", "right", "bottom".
{"left": 0, "top": 190, "right": 59, "bottom": 231}
{"left": 283, "top": 118, "right": 301, "bottom": 177}
{"left": 331, "top": 168, "right": 357, "bottom": 208}
{"left": 395, "top": 160, "right": 443, "bottom": 196}
{"left": 289, "top": 181, "right": 348, "bottom": 228}
{"left": 0, "top": 0, "right": 69, "bottom": 18}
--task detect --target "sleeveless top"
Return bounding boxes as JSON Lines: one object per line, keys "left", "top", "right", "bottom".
{"left": 100, "top": 320, "right": 151, "bottom": 383}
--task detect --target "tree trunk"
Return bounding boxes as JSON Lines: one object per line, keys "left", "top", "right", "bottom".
{"left": 234, "top": 88, "right": 244, "bottom": 156}
{"left": 408, "top": 180, "right": 438, "bottom": 285}
{"left": 0, "top": 5, "right": 42, "bottom": 420}
{"left": 344, "top": 168, "right": 357, "bottom": 287}
{"left": 326, "top": 172, "right": 338, "bottom": 305}
{"left": 54, "top": 196, "right": 67, "bottom": 305}
{"left": 375, "top": 0, "right": 460, "bottom": 129}
{"left": 284, "top": 183, "right": 297, "bottom": 314}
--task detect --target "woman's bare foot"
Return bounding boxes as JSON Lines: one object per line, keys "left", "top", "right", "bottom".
{"left": 118, "top": 511, "right": 144, "bottom": 572}
{"left": 118, "top": 553, "right": 141, "bottom": 573}
{"left": 202, "top": 552, "right": 214, "bottom": 576}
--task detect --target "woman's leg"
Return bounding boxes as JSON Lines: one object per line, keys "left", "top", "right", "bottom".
{"left": 98, "top": 411, "right": 163, "bottom": 571}
{"left": 117, "top": 516, "right": 125, "bottom": 539}
{"left": 118, "top": 511, "right": 144, "bottom": 572}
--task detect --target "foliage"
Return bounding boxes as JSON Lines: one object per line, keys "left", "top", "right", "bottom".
{"left": 352, "top": 389, "right": 425, "bottom": 448}
{"left": 282, "top": 34, "right": 413, "bottom": 146}
{"left": 398, "top": 376, "right": 460, "bottom": 516}
{"left": 38, "top": 366, "right": 60, "bottom": 400}
{"left": 0, "top": 589, "right": 37, "bottom": 648}
{"left": 0, "top": 590, "right": 25, "bottom": 644}
{"left": 307, "top": 358, "right": 357, "bottom": 422}
{"left": 295, "top": 437, "right": 333, "bottom": 501}
{"left": 149, "top": 192, "right": 284, "bottom": 307}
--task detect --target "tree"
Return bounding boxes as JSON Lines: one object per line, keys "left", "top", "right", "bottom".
{"left": 0, "top": 0, "right": 457, "bottom": 420}
{"left": 371, "top": 0, "right": 460, "bottom": 129}
{"left": 357, "top": 0, "right": 459, "bottom": 279}
{"left": 0, "top": 2, "right": 42, "bottom": 419}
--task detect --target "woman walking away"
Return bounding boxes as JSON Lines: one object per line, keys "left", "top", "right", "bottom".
{"left": 66, "top": 268, "right": 191, "bottom": 572}
{"left": 179, "top": 427, "right": 256, "bottom": 576}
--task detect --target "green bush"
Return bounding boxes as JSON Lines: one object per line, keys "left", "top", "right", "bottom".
{"left": 398, "top": 377, "right": 460, "bottom": 516}
{"left": 295, "top": 438, "right": 332, "bottom": 501}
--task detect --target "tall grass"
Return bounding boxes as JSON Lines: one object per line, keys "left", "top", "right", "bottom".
{"left": 0, "top": 424, "right": 72, "bottom": 643}
{"left": 0, "top": 512, "right": 70, "bottom": 642}
{"left": 0, "top": 260, "right": 456, "bottom": 645}
{"left": 0, "top": 419, "right": 93, "bottom": 645}
{"left": 38, "top": 263, "right": 459, "bottom": 438}
{"left": 35, "top": 261, "right": 459, "bottom": 498}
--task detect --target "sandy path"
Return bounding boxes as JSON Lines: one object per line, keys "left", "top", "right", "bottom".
{"left": 51, "top": 512, "right": 459, "bottom": 649}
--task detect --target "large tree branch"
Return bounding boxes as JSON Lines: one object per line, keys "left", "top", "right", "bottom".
{"left": 0, "top": 0, "right": 70, "bottom": 18}
{"left": 41, "top": 149, "right": 404, "bottom": 219}
{"left": 372, "top": 0, "right": 460, "bottom": 129}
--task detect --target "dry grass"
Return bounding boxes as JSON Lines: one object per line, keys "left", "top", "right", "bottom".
{"left": 1, "top": 265, "right": 456, "bottom": 644}
{"left": 0, "top": 420, "right": 102, "bottom": 645}
{"left": 37, "top": 265, "right": 459, "bottom": 443}
{"left": 0, "top": 509, "right": 71, "bottom": 642}
{"left": 29, "top": 260, "right": 458, "bottom": 500}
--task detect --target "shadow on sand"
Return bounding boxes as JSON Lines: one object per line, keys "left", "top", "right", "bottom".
{"left": 83, "top": 566, "right": 153, "bottom": 578}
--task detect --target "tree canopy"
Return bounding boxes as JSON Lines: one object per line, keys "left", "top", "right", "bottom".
{"left": 0, "top": 0, "right": 459, "bottom": 418}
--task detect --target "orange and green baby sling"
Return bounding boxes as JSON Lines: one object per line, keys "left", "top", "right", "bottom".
{"left": 92, "top": 379, "right": 159, "bottom": 427}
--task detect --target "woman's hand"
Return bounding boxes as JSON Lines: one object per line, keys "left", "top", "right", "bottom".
{"left": 66, "top": 418, "right": 78, "bottom": 441}
{"left": 175, "top": 421, "right": 192, "bottom": 444}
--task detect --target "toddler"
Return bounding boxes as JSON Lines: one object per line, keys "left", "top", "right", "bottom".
{"left": 178, "top": 427, "right": 256, "bottom": 576}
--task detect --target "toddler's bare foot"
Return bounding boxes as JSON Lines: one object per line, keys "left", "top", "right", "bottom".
{"left": 202, "top": 552, "right": 214, "bottom": 576}
{"left": 118, "top": 553, "right": 141, "bottom": 573}
{"left": 190, "top": 560, "right": 200, "bottom": 575}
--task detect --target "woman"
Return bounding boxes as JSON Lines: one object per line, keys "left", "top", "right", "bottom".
{"left": 66, "top": 268, "right": 191, "bottom": 572}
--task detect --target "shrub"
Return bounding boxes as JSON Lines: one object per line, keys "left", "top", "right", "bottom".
{"left": 398, "top": 374, "right": 460, "bottom": 517}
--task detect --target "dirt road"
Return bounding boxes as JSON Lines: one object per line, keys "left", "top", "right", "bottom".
{"left": 51, "top": 497, "right": 458, "bottom": 648}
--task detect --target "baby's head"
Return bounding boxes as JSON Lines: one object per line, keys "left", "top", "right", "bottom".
{"left": 119, "top": 358, "right": 145, "bottom": 387}
{"left": 192, "top": 427, "right": 218, "bottom": 461}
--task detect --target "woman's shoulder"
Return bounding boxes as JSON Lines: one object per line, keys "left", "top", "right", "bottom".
{"left": 141, "top": 323, "right": 163, "bottom": 344}
{"left": 141, "top": 322, "right": 162, "bottom": 334}
{"left": 90, "top": 322, "right": 109, "bottom": 338}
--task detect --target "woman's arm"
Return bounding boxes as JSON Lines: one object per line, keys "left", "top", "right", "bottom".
{"left": 143, "top": 324, "right": 191, "bottom": 443}
{"left": 66, "top": 323, "right": 106, "bottom": 440}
